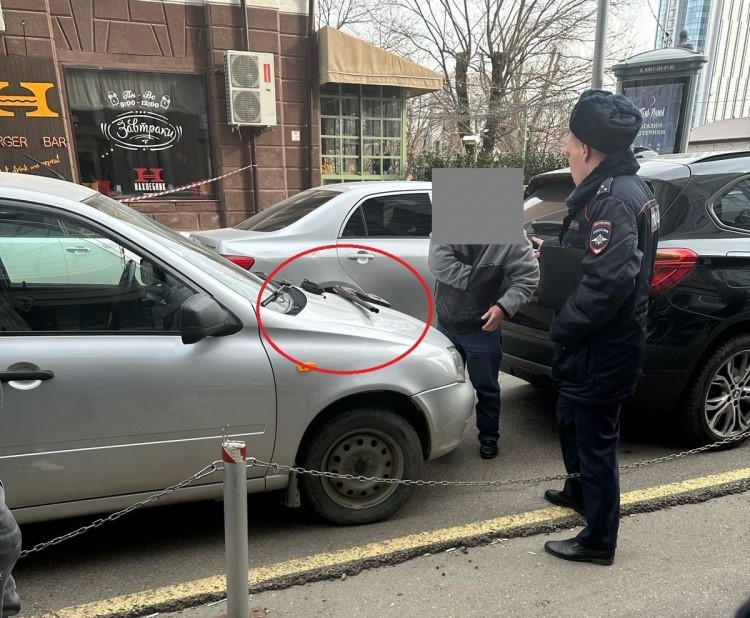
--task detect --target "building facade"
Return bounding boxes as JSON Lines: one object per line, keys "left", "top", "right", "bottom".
{"left": 688, "top": 116, "right": 750, "bottom": 152}
{"left": 654, "top": 0, "right": 750, "bottom": 126}
{"left": 0, "top": 0, "right": 440, "bottom": 229}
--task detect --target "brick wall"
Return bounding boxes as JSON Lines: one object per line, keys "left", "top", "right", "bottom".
{"left": 1, "top": 0, "right": 320, "bottom": 230}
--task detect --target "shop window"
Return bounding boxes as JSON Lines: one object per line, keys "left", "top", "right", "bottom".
{"left": 66, "top": 69, "right": 212, "bottom": 200}
{"left": 320, "top": 84, "right": 405, "bottom": 183}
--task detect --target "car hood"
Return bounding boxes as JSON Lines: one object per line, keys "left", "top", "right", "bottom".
{"left": 258, "top": 287, "right": 457, "bottom": 386}
{"left": 316, "top": 292, "right": 430, "bottom": 334}
{"left": 262, "top": 287, "right": 444, "bottom": 349}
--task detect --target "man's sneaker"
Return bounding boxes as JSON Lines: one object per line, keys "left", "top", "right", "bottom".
{"left": 479, "top": 440, "right": 498, "bottom": 459}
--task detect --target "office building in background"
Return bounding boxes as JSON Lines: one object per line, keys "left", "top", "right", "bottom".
{"left": 654, "top": 0, "right": 750, "bottom": 126}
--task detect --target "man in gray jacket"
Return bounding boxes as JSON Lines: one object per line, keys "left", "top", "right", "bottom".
{"left": 428, "top": 240, "right": 539, "bottom": 458}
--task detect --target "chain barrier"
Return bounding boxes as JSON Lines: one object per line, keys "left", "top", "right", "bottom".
{"left": 247, "top": 429, "right": 750, "bottom": 489}
{"left": 19, "top": 461, "right": 222, "bottom": 559}
{"left": 16, "top": 429, "right": 750, "bottom": 560}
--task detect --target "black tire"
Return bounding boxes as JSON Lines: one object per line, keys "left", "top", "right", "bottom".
{"left": 298, "top": 408, "right": 424, "bottom": 525}
{"left": 681, "top": 334, "right": 750, "bottom": 446}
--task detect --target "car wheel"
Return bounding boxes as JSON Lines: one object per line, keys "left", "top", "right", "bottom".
{"left": 298, "top": 408, "right": 424, "bottom": 525}
{"left": 682, "top": 334, "right": 750, "bottom": 446}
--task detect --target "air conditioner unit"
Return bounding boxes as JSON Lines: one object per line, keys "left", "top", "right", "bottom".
{"left": 224, "top": 50, "right": 277, "bottom": 127}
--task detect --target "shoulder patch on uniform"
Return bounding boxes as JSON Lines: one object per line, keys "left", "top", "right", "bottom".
{"left": 596, "top": 177, "right": 614, "bottom": 197}
{"left": 589, "top": 220, "right": 613, "bottom": 255}
{"left": 649, "top": 201, "right": 660, "bottom": 233}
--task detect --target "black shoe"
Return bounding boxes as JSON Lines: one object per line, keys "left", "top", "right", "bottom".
{"left": 544, "top": 538, "right": 615, "bottom": 566}
{"left": 544, "top": 489, "right": 585, "bottom": 516}
{"left": 479, "top": 440, "right": 498, "bottom": 459}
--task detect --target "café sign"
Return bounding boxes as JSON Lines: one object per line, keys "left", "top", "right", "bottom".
{"left": 101, "top": 87, "right": 182, "bottom": 151}
{"left": 100, "top": 110, "right": 182, "bottom": 151}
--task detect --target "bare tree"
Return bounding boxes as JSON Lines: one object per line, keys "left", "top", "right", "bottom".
{"left": 384, "top": 0, "right": 639, "bottom": 154}
{"left": 316, "top": 0, "right": 373, "bottom": 29}
{"left": 317, "top": 0, "right": 641, "bottom": 161}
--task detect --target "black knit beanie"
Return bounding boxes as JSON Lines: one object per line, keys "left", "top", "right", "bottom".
{"left": 568, "top": 89, "right": 643, "bottom": 154}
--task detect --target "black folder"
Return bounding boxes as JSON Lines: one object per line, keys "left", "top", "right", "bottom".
{"left": 537, "top": 244, "right": 586, "bottom": 310}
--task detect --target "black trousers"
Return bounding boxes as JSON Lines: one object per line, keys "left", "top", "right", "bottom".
{"left": 556, "top": 395, "right": 621, "bottom": 551}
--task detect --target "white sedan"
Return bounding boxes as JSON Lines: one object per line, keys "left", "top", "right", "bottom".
{"left": 190, "top": 182, "right": 436, "bottom": 322}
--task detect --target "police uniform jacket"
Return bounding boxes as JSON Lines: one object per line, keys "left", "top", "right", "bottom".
{"left": 547, "top": 150, "right": 659, "bottom": 404}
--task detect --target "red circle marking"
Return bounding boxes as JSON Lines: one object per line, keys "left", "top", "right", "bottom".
{"left": 255, "top": 244, "right": 434, "bottom": 375}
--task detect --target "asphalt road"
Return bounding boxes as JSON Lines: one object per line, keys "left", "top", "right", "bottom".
{"left": 17, "top": 374, "right": 750, "bottom": 617}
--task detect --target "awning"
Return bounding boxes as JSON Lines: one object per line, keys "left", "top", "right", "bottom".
{"left": 318, "top": 26, "right": 443, "bottom": 97}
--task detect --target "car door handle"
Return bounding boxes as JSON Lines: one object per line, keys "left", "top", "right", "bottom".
{"left": 65, "top": 246, "right": 92, "bottom": 253}
{"left": 348, "top": 252, "right": 376, "bottom": 260}
{"left": 0, "top": 370, "right": 54, "bottom": 383}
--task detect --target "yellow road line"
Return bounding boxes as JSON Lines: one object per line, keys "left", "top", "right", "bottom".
{"left": 39, "top": 467, "right": 750, "bottom": 618}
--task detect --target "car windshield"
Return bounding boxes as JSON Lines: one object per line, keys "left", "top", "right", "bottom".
{"left": 83, "top": 193, "right": 275, "bottom": 302}
{"left": 234, "top": 189, "right": 339, "bottom": 232}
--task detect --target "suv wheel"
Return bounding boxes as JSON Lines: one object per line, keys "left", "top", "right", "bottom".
{"left": 683, "top": 334, "right": 750, "bottom": 445}
{"left": 298, "top": 408, "right": 424, "bottom": 525}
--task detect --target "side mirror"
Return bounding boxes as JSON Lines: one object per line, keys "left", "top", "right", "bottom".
{"left": 180, "top": 293, "right": 242, "bottom": 344}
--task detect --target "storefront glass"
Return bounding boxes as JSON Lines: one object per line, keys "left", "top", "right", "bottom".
{"left": 320, "top": 84, "right": 406, "bottom": 184}
{"left": 66, "top": 69, "right": 212, "bottom": 199}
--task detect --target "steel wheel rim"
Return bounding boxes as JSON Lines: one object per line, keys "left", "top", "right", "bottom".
{"left": 320, "top": 428, "right": 404, "bottom": 509}
{"left": 704, "top": 350, "right": 750, "bottom": 438}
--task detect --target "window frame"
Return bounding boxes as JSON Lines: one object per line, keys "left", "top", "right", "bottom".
{"left": 707, "top": 173, "right": 750, "bottom": 235}
{"left": 320, "top": 84, "right": 407, "bottom": 184}
{"left": 338, "top": 191, "right": 432, "bottom": 239}
{"left": 0, "top": 199, "right": 203, "bottom": 336}
{"left": 64, "top": 67, "right": 214, "bottom": 200}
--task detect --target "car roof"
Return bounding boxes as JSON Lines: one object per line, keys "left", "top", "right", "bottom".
{"left": 0, "top": 171, "right": 96, "bottom": 202}
{"left": 526, "top": 149, "right": 750, "bottom": 195}
{"left": 323, "top": 181, "right": 432, "bottom": 195}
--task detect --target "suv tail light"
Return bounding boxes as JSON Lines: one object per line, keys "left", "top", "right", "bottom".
{"left": 220, "top": 254, "right": 255, "bottom": 270}
{"left": 650, "top": 248, "right": 698, "bottom": 295}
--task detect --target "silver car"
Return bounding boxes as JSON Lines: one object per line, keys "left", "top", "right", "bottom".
{"left": 0, "top": 172, "right": 473, "bottom": 526}
{"left": 190, "top": 182, "right": 436, "bottom": 322}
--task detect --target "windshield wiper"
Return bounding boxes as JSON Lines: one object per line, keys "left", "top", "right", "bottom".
{"left": 260, "top": 283, "right": 292, "bottom": 307}
{"left": 331, "top": 285, "right": 379, "bottom": 313}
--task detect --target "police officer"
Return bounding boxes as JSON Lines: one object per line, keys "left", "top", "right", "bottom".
{"left": 533, "top": 89, "right": 659, "bottom": 565}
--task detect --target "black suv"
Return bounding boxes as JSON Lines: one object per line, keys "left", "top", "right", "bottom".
{"left": 501, "top": 151, "right": 750, "bottom": 444}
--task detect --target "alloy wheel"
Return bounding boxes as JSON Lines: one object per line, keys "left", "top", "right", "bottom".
{"left": 704, "top": 350, "right": 750, "bottom": 438}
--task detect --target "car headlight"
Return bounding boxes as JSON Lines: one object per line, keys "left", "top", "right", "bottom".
{"left": 447, "top": 346, "right": 466, "bottom": 382}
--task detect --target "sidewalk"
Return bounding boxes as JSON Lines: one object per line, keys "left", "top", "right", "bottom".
{"left": 166, "top": 492, "right": 750, "bottom": 618}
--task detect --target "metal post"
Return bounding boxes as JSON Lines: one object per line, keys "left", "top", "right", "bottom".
{"left": 222, "top": 439, "right": 249, "bottom": 618}
{"left": 591, "top": 0, "right": 609, "bottom": 89}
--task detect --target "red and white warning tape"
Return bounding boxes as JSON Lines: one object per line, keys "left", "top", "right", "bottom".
{"left": 119, "top": 163, "right": 254, "bottom": 203}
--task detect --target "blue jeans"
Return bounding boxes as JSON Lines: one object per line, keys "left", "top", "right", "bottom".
{"left": 437, "top": 323, "right": 503, "bottom": 443}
